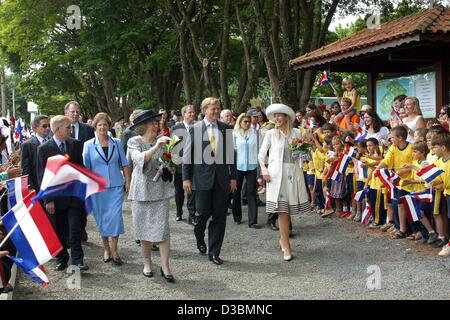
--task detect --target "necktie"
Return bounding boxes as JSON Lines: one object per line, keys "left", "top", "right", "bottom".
{"left": 60, "top": 142, "right": 66, "bottom": 154}
{"left": 71, "top": 125, "right": 75, "bottom": 139}
{"left": 208, "top": 124, "right": 216, "bottom": 156}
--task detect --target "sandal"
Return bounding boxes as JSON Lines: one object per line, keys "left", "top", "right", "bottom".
{"left": 406, "top": 232, "right": 416, "bottom": 240}
{"left": 392, "top": 230, "right": 407, "bottom": 239}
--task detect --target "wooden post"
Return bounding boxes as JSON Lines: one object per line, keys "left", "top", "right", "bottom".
{"left": 367, "top": 72, "right": 377, "bottom": 110}
{"left": 435, "top": 60, "right": 449, "bottom": 116}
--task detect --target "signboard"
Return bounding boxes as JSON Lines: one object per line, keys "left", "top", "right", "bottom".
{"left": 27, "top": 101, "right": 38, "bottom": 112}
{"left": 376, "top": 71, "right": 436, "bottom": 120}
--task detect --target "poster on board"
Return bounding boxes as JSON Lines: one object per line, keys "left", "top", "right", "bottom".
{"left": 376, "top": 72, "right": 436, "bottom": 120}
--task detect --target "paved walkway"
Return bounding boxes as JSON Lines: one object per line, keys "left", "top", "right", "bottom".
{"left": 13, "top": 200, "right": 450, "bottom": 300}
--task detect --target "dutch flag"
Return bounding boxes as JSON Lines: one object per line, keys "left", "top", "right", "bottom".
{"left": 317, "top": 70, "right": 330, "bottom": 86}
{"left": 355, "top": 127, "right": 368, "bottom": 142}
{"left": 361, "top": 202, "right": 372, "bottom": 224}
{"left": 354, "top": 189, "right": 369, "bottom": 202}
{"left": 417, "top": 164, "right": 444, "bottom": 184}
{"left": 376, "top": 169, "right": 398, "bottom": 199}
{"left": 354, "top": 159, "right": 369, "bottom": 180}
{"left": 411, "top": 189, "right": 433, "bottom": 203}
{"left": 33, "top": 155, "right": 108, "bottom": 212}
{"left": 401, "top": 195, "right": 423, "bottom": 223}
{"left": 1, "top": 191, "right": 63, "bottom": 286}
{"left": 6, "top": 175, "right": 29, "bottom": 207}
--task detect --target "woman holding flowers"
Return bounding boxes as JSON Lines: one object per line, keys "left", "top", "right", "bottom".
{"left": 127, "top": 110, "right": 175, "bottom": 281}
{"left": 83, "top": 112, "right": 130, "bottom": 266}
{"left": 258, "top": 104, "right": 310, "bottom": 262}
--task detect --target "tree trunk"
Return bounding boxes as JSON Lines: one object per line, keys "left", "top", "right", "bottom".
{"left": 219, "top": 0, "right": 231, "bottom": 109}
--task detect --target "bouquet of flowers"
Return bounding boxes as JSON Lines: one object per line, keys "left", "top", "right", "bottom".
{"left": 153, "top": 135, "right": 181, "bottom": 182}
{"left": 289, "top": 138, "right": 312, "bottom": 161}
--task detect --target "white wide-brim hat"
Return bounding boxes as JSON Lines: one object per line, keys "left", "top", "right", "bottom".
{"left": 265, "top": 103, "right": 296, "bottom": 123}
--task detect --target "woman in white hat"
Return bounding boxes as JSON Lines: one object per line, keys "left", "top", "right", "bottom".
{"left": 258, "top": 104, "right": 309, "bottom": 261}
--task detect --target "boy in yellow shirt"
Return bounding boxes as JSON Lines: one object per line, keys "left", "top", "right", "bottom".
{"left": 311, "top": 132, "right": 327, "bottom": 213}
{"left": 376, "top": 126, "right": 414, "bottom": 239}
{"left": 430, "top": 133, "right": 450, "bottom": 254}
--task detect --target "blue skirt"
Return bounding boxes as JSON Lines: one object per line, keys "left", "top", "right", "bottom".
{"left": 91, "top": 186, "right": 125, "bottom": 237}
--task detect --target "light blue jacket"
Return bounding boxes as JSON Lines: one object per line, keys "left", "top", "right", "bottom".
{"left": 83, "top": 136, "right": 128, "bottom": 188}
{"left": 233, "top": 129, "right": 258, "bottom": 172}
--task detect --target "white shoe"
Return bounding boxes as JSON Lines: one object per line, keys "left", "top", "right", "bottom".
{"left": 438, "top": 244, "right": 450, "bottom": 257}
{"left": 283, "top": 255, "right": 293, "bottom": 261}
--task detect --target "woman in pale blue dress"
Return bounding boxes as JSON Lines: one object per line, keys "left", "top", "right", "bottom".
{"left": 83, "top": 113, "right": 130, "bottom": 266}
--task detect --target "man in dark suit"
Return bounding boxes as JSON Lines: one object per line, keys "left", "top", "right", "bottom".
{"left": 183, "top": 97, "right": 237, "bottom": 265}
{"left": 64, "top": 101, "right": 95, "bottom": 242}
{"left": 20, "top": 115, "right": 51, "bottom": 192}
{"left": 37, "top": 115, "right": 88, "bottom": 271}
{"left": 171, "top": 105, "right": 196, "bottom": 223}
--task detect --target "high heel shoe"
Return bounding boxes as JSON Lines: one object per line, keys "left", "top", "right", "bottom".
{"left": 160, "top": 267, "right": 175, "bottom": 283}
{"left": 283, "top": 255, "right": 293, "bottom": 262}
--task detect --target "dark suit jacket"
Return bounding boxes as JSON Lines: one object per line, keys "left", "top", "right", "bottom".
{"left": 182, "top": 120, "right": 237, "bottom": 191}
{"left": 121, "top": 128, "right": 137, "bottom": 154}
{"left": 20, "top": 136, "right": 42, "bottom": 191}
{"left": 37, "top": 138, "right": 85, "bottom": 210}
{"left": 77, "top": 122, "right": 95, "bottom": 145}
{"left": 171, "top": 122, "right": 190, "bottom": 175}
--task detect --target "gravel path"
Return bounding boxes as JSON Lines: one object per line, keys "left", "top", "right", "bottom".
{"left": 13, "top": 199, "right": 450, "bottom": 300}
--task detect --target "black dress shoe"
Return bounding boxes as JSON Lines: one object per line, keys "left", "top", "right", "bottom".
{"left": 234, "top": 220, "right": 242, "bottom": 225}
{"left": 176, "top": 215, "right": 182, "bottom": 221}
{"left": 209, "top": 256, "right": 223, "bottom": 265}
{"left": 81, "top": 230, "right": 88, "bottom": 242}
{"left": 112, "top": 257, "right": 123, "bottom": 266}
{"left": 197, "top": 240, "right": 207, "bottom": 255}
{"left": 160, "top": 267, "right": 175, "bottom": 283}
{"left": 249, "top": 224, "right": 260, "bottom": 229}
{"left": 55, "top": 262, "right": 68, "bottom": 271}
{"left": 269, "top": 222, "right": 279, "bottom": 231}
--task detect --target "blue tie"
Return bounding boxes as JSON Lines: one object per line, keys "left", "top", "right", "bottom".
{"left": 60, "top": 142, "right": 66, "bottom": 153}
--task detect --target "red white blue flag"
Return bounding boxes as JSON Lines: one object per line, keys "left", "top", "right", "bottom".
{"left": 376, "top": 169, "right": 399, "bottom": 199}
{"left": 355, "top": 127, "right": 368, "bottom": 142}
{"left": 1, "top": 191, "right": 62, "bottom": 286}
{"left": 417, "top": 164, "right": 444, "bottom": 184}
{"left": 317, "top": 70, "right": 331, "bottom": 86}
{"left": 401, "top": 195, "right": 423, "bottom": 223}
{"left": 361, "top": 202, "right": 372, "bottom": 224}
{"left": 354, "top": 159, "right": 369, "bottom": 180}
{"left": 354, "top": 189, "right": 369, "bottom": 202}
{"left": 6, "top": 175, "right": 29, "bottom": 207}
{"left": 33, "top": 155, "right": 108, "bottom": 211}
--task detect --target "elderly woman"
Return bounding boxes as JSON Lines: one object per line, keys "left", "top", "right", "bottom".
{"left": 232, "top": 114, "right": 259, "bottom": 227}
{"left": 83, "top": 113, "right": 130, "bottom": 266}
{"left": 127, "top": 110, "right": 175, "bottom": 282}
{"left": 258, "top": 104, "right": 309, "bottom": 261}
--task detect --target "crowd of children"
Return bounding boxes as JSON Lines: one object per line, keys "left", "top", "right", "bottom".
{"left": 298, "top": 83, "right": 450, "bottom": 257}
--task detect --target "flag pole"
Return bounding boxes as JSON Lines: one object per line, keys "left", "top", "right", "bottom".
{"left": 0, "top": 202, "right": 35, "bottom": 249}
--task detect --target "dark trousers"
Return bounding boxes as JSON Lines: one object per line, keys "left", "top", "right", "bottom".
{"left": 368, "top": 189, "right": 386, "bottom": 225}
{"left": 51, "top": 207, "right": 84, "bottom": 265}
{"left": 314, "top": 179, "right": 325, "bottom": 209}
{"left": 174, "top": 173, "right": 196, "bottom": 220}
{"left": 194, "top": 188, "right": 229, "bottom": 258}
{"left": 233, "top": 170, "right": 258, "bottom": 225}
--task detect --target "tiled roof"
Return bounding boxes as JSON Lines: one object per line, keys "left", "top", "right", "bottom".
{"left": 290, "top": 6, "right": 450, "bottom": 69}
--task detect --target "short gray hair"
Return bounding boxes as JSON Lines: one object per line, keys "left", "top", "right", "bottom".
{"left": 31, "top": 115, "right": 49, "bottom": 128}
{"left": 181, "top": 105, "right": 194, "bottom": 116}
{"left": 130, "top": 109, "right": 144, "bottom": 124}
{"left": 50, "top": 115, "right": 70, "bottom": 132}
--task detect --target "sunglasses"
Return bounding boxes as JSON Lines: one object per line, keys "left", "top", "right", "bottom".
{"left": 41, "top": 124, "right": 50, "bottom": 128}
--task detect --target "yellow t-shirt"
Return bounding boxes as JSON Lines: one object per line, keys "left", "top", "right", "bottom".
{"left": 434, "top": 157, "right": 450, "bottom": 196}
{"left": 427, "top": 152, "right": 438, "bottom": 164}
{"left": 306, "top": 160, "right": 315, "bottom": 175}
{"left": 407, "top": 160, "right": 429, "bottom": 193}
{"left": 382, "top": 143, "right": 414, "bottom": 192}
{"left": 343, "top": 89, "right": 361, "bottom": 112}
{"left": 313, "top": 148, "right": 327, "bottom": 180}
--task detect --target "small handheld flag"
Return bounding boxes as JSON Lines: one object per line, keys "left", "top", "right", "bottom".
{"left": 361, "top": 202, "right": 372, "bottom": 224}
{"left": 354, "top": 189, "right": 369, "bottom": 202}
{"left": 355, "top": 127, "right": 368, "bottom": 142}
{"left": 401, "top": 195, "right": 423, "bottom": 223}
{"left": 417, "top": 164, "right": 444, "bottom": 184}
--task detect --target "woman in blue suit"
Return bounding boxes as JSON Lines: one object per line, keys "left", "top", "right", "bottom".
{"left": 83, "top": 113, "right": 130, "bottom": 266}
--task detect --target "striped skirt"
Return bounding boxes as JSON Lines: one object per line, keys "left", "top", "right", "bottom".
{"left": 266, "top": 163, "right": 310, "bottom": 215}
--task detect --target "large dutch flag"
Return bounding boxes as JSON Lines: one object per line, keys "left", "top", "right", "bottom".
{"left": 33, "top": 155, "right": 108, "bottom": 211}
{"left": 417, "top": 164, "right": 444, "bottom": 184}
{"left": 1, "top": 191, "right": 62, "bottom": 285}
{"left": 6, "top": 175, "right": 29, "bottom": 207}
